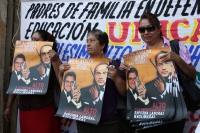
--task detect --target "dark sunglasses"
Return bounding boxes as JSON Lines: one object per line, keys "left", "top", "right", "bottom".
{"left": 138, "top": 25, "right": 157, "bottom": 33}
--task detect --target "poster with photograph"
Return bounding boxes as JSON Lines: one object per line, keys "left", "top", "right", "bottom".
{"left": 123, "top": 47, "right": 183, "bottom": 122}
{"left": 56, "top": 58, "right": 109, "bottom": 125}
{"left": 7, "top": 40, "right": 53, "bottom": 95}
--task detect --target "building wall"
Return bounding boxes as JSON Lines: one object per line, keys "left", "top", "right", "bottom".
{"left": 0, "top": 0, "right": 20, "bottom": 133}
{"left": 0, "top": 0, "right": 7, "bottom": 132}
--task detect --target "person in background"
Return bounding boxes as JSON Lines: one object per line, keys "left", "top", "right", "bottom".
{"left": 119, "top": 12, "right": 196, "bottom": 133}
{"left": 4, "top": 30, "right": 62, "bottom": 133}
{"left": 59, "top": 29, "right": 126, "bottom": 133}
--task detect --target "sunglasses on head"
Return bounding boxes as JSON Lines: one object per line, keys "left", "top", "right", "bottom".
{"left": 138, "top": 25, "right": 157, "bottom": 33}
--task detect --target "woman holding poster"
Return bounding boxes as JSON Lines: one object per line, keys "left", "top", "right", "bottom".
{"left": 59, "top": 29, "right": 126, "bottom": 133}
{"left": 4, "top": 30, "right": 62, "bottom": 133}
{"left": 119, "top": 12, "right": 196, "bottom": 133}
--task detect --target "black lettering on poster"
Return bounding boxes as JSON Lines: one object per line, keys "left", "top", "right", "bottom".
{"left": 25, "top": 3, "right": 64, "bottom": 19}
{"left": 181, "top": 0, "right": 191, "bottom": 16}
{"left": 24, "top": 21, "right": 99, "bottom": 41}
{"left": 164, "top": 0, "right": 173, "bottom": 17}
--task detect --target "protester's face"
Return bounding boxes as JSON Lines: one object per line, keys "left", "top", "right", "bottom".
{"left": 64, "top": 76, "right": 75, "bottom": 92}
{"left": 41, "top": 46, "right": 52, "bottom": 64}
{"left": 31, "top": 32, "right": 43, "bottom": 41}
{"left": 128, "top": 72, "right": 137, "bottom": 90}
{"left": 86, "top": 33, "right": 104, "bottom": 56}
{"left": 156, "top": 54, "right": 172, "bottom": 77}
{"left": 139, "top": 19, "right": 161, "bottom": 45}
{"left": 14, "top": 58, "right": 24, "bottom": 72}
{"left": 94, "top": 64, "right": 108, "bottom": 86}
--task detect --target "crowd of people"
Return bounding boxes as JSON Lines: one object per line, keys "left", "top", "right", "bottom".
{"left": 4, "top": 12, "right": 196, "bottom": 133}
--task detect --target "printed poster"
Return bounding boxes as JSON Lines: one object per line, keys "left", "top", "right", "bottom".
{"left": 56, "top": 58, "right": 109, "bottom": 124}
{"left": 123, "top": 47, "right": 183, "bottom": 122}
{"left": 7, "top": 40, "right": 53, "bottom": 95}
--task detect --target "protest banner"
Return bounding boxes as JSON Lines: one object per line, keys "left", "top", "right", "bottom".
{"left": 19, "top": 0, "right": 200, "bottom": 132}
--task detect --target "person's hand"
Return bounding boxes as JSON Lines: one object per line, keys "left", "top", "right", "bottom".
{"left": 89, "top": 86, "right": 99, "bottom": 100}
{"left": 154, "top": 78, "right": 165, "bottom": 93}
{"left": 22, "top": 68, "right": 30, "bottom": 79}
{"left": 49, "top": 50, "right": 58, "bottom": 62}
{"left": 137, "top": 85, "right": 146, "bottom": 99}
{"left": 37, "top": 64, "right": 46, "bottom": 76}
{"left": 159, "top": 50, "right": 179, "bottom": 63}
{"left": 107, "top": 65, "right": 118, "bottom": 81}
{"left": 4, "top": 107, "right": 11, "bottom": 122}
{"left": 71, "top": 86, "right": 81, "bottom": 102}
{"left": 72, "top": 89, "right": 81, "bottom": 102}
{"left": 119, "top": 62, "right": 130, "bottom": 71}
{"left": 59, "top": 63, "right": 71, "bottom": 74}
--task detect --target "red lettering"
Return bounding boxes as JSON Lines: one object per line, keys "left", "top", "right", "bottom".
{"left": 188, "top": 126, "right": 197, "bottom": 133}
{"left": 83, "top": 107, "right": 89, "bottom": 113}
{"left": 152, "top": 102, "right": 166, "bottom": 109}
{"left": 171, "top": 20, "right": 189, "bottom": 41}
{"left": 93, "top": 108, "right": 97, "bottom": 115}
{"left": 84, "top": 107, "right": 96, "bottom": 114}
{"left": 32, "top": 83, "right": 44, "bottom": 88}
{"left": 191, "top": 18, "right": 200, "bottom": 42}
{"left": 131, "top": 22, "right": 141, "bottom": 42}
{"left": 152, "top": 102, "right": 158, "bottom": 108}
{"left": 161, "top": 102, "right": 166, "bottom": 108}
{"left": 190, "top": 111, "right": 200, "bottom": 122}
{"left": 160, "top": 20, "right": 169, "bottom": 39}
{"left": 108, "top": 22, "right": 130, "bottom": 43}
{"left": 61, "top": 118, "right": 73, "bottom": 127}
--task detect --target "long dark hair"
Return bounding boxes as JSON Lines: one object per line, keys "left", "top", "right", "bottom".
{"left": 33, "top": 30, "right": 57, "bottom": 52}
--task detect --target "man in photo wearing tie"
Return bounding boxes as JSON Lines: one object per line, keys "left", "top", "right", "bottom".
{"left": 145, "top": 51, "right": 176, "bottom": 102}
{"left": 9, "top": 54, "right": 30, "bottom": 91}
{"left": 79, "top": 63, "right": 108, "bottom": 110}
{"left": 29, "top": 45, "right": 52, "bottom": 84}
{"left": 127, "top": 68, "right": 150, "bottom": 110}
{"left": 58, "top": 71, "right": 82, "bottom": 114}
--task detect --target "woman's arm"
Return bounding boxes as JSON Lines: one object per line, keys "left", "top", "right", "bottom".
{"left": 113, "top": 75, "right": 126, "bottom": 97}
{"left": 4, "top": 94, "right": 17, "bottom": 121}
{"left": 52, "top": 58, "right": 62, "bottom": 81}
{"left": 49, "top": 50, "right": 62, "bottom": 81}
{"left": 107, "top": 65, "right": 126, "bottom": 97}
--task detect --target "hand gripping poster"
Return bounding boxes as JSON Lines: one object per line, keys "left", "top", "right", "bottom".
{"left": 7, "top": 40, "right": 53, "bottom": 95}
{"left": 123, "top": 47, "right": 185, "bottom": 124}
{"left": 56, "top": 58, "right": 109, "bottom": 125}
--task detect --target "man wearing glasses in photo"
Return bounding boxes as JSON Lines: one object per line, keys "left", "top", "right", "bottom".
{"left": 9, "top": 54, "right": 31, "bottom": 89}
{"left": 58, "top": 71, "right": 82, "bottom": 116}
{"left": 127, "top": 67, "right": 150, "bottom": 109}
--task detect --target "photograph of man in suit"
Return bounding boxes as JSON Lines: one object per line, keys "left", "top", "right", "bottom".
{"left": 127, "top": 68, "right": 150, "bottom": 109}
{"left": 79, "top": 63, "right": 108, "bottom": 109}
{"left": 29, "top": 45, "right": 52, "bottom": 83}
{"left": 9, "top": 54, "right": 30, "bottom": 90}
{"left": 57, "top": 71, "right": 82, "bottom": 116}
{"left": 60, "top": 71, "right": 82, "bottom": 109}
{"left": 145, "top": 51, "right": 176, "bottom": 101}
